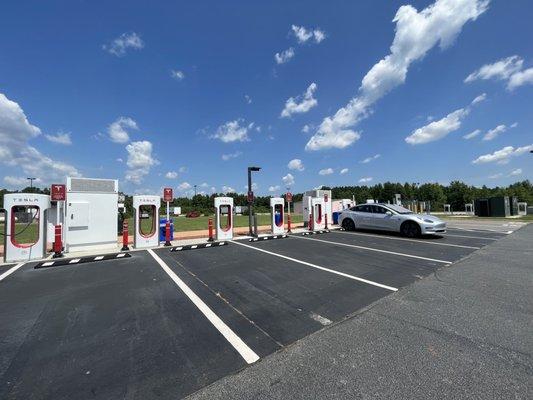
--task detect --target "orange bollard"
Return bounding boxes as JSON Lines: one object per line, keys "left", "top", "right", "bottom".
{"left": 287, "top": 214, "right": 292, "bottom": 233}
{"left": 208, "top": 218, "right": 214, "bottom": 242}
{"left": 121, "top": 221, "right": 130, "bottom": 251}
{"left": 308, "top": 214, "right": 313, "bottom": 231}
{"left": 324, "top": 213, "right": 328, "bottom": 230}
{"left": 164, "top": 220, "right": 172, "bottom": 246}
{"left": 53, "top": 224, "right": 63, "bottom": 258}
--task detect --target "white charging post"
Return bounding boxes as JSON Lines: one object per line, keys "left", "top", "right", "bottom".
{"left": 311, "top": 197, "right": 325, "bottom": 231}
{"left": 270, "top": 197, "right": 285, "bottom": 235}
{"left": 132, "top": 195, "right": 160, "bottom": 249}
{"left": 3, "top": 193, "right": 51, "bottom": 262}
{"left": 214, "top": 197, "right": 233, "bottom": 240}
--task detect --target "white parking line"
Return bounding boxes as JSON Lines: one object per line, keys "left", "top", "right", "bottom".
{"left": 444, "top": 233, "right": 498, "bottom": 241}
{"left": 447, "top": 226, "right": 511, "bottom": 234}
{"left": 232, "top": 240, "right": 398, "bottom": 292}
{"left": 332, "top": 230, "right": 480, "bottom": 250}
{"left": 147, "top": 249, "right": 259, "bottom": 364}
{"left": 291, "top": 235, "right": 452, "bottom": 264}
{"left": 0, "top": 262, "right": 26, "bottom": 282}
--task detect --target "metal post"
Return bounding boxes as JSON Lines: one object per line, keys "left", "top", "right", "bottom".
{"left": 248, "top": 169, "right": 253, "bottom": 236}
{"left": 253, "top": 213, "right": 258, "bottom": 237}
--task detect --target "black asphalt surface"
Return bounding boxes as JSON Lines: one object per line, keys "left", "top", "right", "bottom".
{"left": 0, "top": 224, "right": 517, "bottom": 399}
{"left": 0, "top": 263, "right": 16, "bottom": 272}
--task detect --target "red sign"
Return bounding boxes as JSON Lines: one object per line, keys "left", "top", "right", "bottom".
{"left": 163, "top": 187, "right": 173, "bottom": 202}
{"left": 286, "top": 192, "right": 293, "bottom": 202}
{"left": 51, "top": 184, "right": 66, "bottom": 201}
{"left": 324, "top": 194, "right": 329, "bottom": 202}
{"left": 247, "top": 191, "right": 254, "bottom": 203}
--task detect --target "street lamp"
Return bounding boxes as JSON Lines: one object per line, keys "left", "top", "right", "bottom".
{"left": 27, "top": 177, "right": 36, "bottom": 191}
{"left": 247, "top": 166, "right": 261, "bottom": 236}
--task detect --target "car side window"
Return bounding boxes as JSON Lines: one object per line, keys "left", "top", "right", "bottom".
{"left": 359, "top": 205, "right": 372, "bottom": 213}
{"left": 349, "top": 206, "right": 358, "bottom": 211}
{"left": 372, "top": 205, "right": 386, "bottom": 214}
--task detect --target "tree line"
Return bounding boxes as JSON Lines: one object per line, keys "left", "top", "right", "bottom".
{"left": 2, "top": 180, "right": 532, "bottom": 217}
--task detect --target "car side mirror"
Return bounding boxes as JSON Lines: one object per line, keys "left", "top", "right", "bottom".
{"left": 385, "top": 211, "right": 393, "bottom": 216}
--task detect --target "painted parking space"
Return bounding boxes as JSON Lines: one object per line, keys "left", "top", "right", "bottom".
{"left": 245, "top": 235, "right": 448, "bottom": 289}
{"left": 0, "top": 251, "right": 253, "bottom": 400}
{"left": 155, "top": 243, "right": 391, "bottom": 346}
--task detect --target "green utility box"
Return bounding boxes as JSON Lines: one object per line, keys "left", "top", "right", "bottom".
{"left": 488, "top": 196, "right": 510, "bottom": 217}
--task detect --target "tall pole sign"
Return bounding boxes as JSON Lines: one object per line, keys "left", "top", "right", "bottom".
{"left": 163, "top": 188, "right": 173, "bottom": 222}
{"left": 51, "top": 184, "right": 66, "bottom": 245}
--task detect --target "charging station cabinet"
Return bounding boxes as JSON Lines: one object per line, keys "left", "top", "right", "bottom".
{"left": 214, "top": 197, "right": 233, "bottom": 240}
{"left": 2, "top": 193, "right": 51, "bottom": 262}
{"left": 270, "top": 197, "right": 285, "bottom": 235}
{"left": 133, "top": 195, "right": 160, "bottom": 248}
{"left": 311, "top": 197, "right": 325, "bottom": 231}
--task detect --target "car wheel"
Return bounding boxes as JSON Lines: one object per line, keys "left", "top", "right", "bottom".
{"left": 401, "top": 221, "right": 421, "bottom": 238}
{"left": 342, "top": 218, "right": 356, "bottom": 231}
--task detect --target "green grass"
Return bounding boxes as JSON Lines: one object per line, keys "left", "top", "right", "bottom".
{"left": 0, "top": 214, "right": 304, "bottom": 244}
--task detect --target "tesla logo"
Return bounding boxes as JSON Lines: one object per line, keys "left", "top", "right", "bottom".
{"left": 163, "top": 188, "right": 173, "bottom": 202}
{"left": 51, "top": 184, "right": 66, "bottom": 201}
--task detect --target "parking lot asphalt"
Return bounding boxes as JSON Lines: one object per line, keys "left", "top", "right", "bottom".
{"left": 0, "top": 224, "right": 525, "bottom": 399}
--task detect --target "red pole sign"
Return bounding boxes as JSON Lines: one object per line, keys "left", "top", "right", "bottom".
{"left": 163, "top": 188, "right": 173, "bottom": 202}
{"left": 286, "top": 192, "right": 293, "bottom": 203}
{"left": 324, "top": 193, "right": 329, "bottom": 202}
{"left": 247, "top": 191, "right": 254, "bottom": 203}
{"left": 51, "top": 184, "right": 66, "bottom": 201}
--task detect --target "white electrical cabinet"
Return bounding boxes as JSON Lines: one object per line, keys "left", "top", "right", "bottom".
{"left": 64, "top": 177, "right": 119, "bottom": 253}
{"left": 303, "top": 189, "right": 332, "bottom": 227}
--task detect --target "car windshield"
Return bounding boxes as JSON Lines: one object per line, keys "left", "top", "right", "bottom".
{"left": 386, "top": 204, "right": 414, "bottom": 214}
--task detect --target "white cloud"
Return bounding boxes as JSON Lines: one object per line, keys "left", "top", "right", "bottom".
{"left": 170, "top": 70, "right": 185, "bottom": 80}
{"left": 282, "top": 173, "right": 295, "bottom": 187}
{"left": 178, "top": 182, "right": 192, "bottom": 191}
{"left": 291, "top": 25, "right": 326, "bottom": 44}
{"left": 489, "top": 168, "right": 523, "bottom": 179}
{"left": 405, "top": 108, "right": 469, "bottom": 145}
{"left": 269, "top": 185, "right": 281, "bottom": 192}
{"left": 211, "top": 119, "right": 252, "bottom": 143}
{"left": 319, "top": 168, "right": 334, "bottom": 176}
{"left": 0, "top": 93, "right": 80, "bottom": 185}
{"left": 465, "top": 55, "right": 533, "bottom": 91}
{"left": 165, "top": 171, "right": 178, "bottom": 179}
{"left": 306, "top": 0, "right": 488, "bottom": 151}
{"left": 178, "top": 166, "right": 187, "bottom": 173}
{"left": 360, "top": 154, "right": 381, "bottom": 163}
{"left": 301, "top": 124, "right": 312, "bottom": 133}
{"left": 463, "top": 129, "right": 481, "bottom": 139}
{"left": 103, "top": 32, "right": 144, "bottom": 56}
{"left": 275, "top": 47, "right": 295, "bottom": 64}
{"left": 221, "top": 185, "right": 235, "bottom": 193}
{"left": 45, "top": 131, "right": 72, "bottom": 145}
{"left": 471, "top": 92, "right": 487, "bottom": 104}
{"left": 108, "top": 117, "right": 138, "bottom": 143}
{"left": 125, "top": 140, "right": 159, "bottom": 184}
{"left": 488, "top": 173, "right": 503, "bottom": 179}
{"left": 472, "top": 144, "right": 533, "bottom": 165}
{"left": 244, "top": 94, "right": 252, "bottom": 104}
{"left": 509, "top": 168, "right": 522, "bottom": 176}
{"left": 510, "top": 122, "right": 518, "bottom": 128}
{"left": 281, "top": 83, "right": 318, "bottom": 118}
{"left": 221, "top": 151, "right": 242, "bottom": 161}
{"left": 359, "top": 177, "right": 373, "bottom": 183}
{"left": 340, "top": 168, "right": 349, "bottom": 175}
{"left": 4, "top": 176, "right": 43, "bottom": 187}
{"left": 483, "top": 124, "right": 506, "bottom": 141}
{"left": 287, "top": 158, "right": 305, "bottom": 171}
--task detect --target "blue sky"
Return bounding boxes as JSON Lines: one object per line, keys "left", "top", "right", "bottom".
{"left": 0, "top": 0, "right": 532, "bottom": 197}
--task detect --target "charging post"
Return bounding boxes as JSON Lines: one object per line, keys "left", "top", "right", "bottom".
{"left": 51, "top": 184, "right": 66, "bottom": 258}
{"left": 163, "top": 188, "right": 173, "bottom": 246}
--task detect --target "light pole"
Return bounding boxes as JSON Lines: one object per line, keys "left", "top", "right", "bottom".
{"left": 27, "top": 177, "right": 36, "bottom": 191}
{"left": 247, "top": 166, "right": 261, "bottom": 236}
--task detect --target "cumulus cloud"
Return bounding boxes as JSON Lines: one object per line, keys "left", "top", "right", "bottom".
{"left": 177, "top": 182, "right": 191, "bottom": 191}
{"left": 287, "top": 158, "right": 305, "bottom": 171}
{"left": 4, "top": 176, "right": 42, "bottom": 187}
{"left": 360, "top": 154, "right": 381, "bottom": 163}
{"left": 291, "top": 25, "right": 326, "bottom": 44}
{"left": 221, "top": 151, "right": 242, "bottom": 161}
{"left": 45, "top": 131, "right": 72, "bottom": 145}
{"left": 244, "top": 94, "right": 252, "bottom": 104}
{"left": 483, "top": 124, "right": 507, "bottom": 141}
{"left": 282, "top": 173, "right": 295, "bottom": 187}
{"left": 509, "top": 168, "right": 522, "bottom": 176}
{"left": 103, "top": 32, "right": 144, "bottom": 56}
{"left": 170, "top": 70, "right": 185, "bottom": 80}
{"left": 319, "top": 168, "right": 334, "bottom": 176}
{"left": 465, "top": 55, "right": 533, "bottom": 90}
{"left": 306, "top": 0, "right": 488, "bottom": 151}
{"left": 463, "top": 129, "right": 481, "bottom": 139}
{"left": 0, "top": 93, "right": 80, "bottom": 185}
{"left": 212, "top": 119, "right": 252, "bottom": 143}
{"left": 340, "top": 168, "right": 349, "bottom": 175}
{"left": 275, "top": 47, "right": 295, "bottom": 64}
{"left": 221, "top": 185, "right": 235, "bottom": 193}
{"left": 405, "top": 94, "right": 485, "bottom": 145}
{"left": 108, "top": 117, "right": 138, "bottom": 143}
{"left": 165, "top": 171, "right": 178, "bottom": 179}
{"left": 281, "top": 83, "right": 318, "bottom": 118}
{"left": 359, "top": 177, "right": 373, "bottom": 183}
{"left": 269, "top": 185, "right": 281, "bottom": 192}
{"left": 472, "top": 144, "right": 533, "bottom": 165}
{"left": 301, "top": 124, "right": 312, "bottom": 133}
{"left": 125, "top": 140, "right": 159, "bottom": 184}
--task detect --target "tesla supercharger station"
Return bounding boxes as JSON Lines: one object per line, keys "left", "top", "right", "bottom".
{"left": 3, "top": 193, "right": 51, "bottom": 262}
{"left": 270, "top": 197, "right": 285, "bottom": 235}
{"left": 310, "top": 197, "right": 326, "bottom": 231}
{"left": 214, "top": 197, "right": 233, "bottom": 240}
{"left": 133, "top": 195, "right": 160, "bottom": 249}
